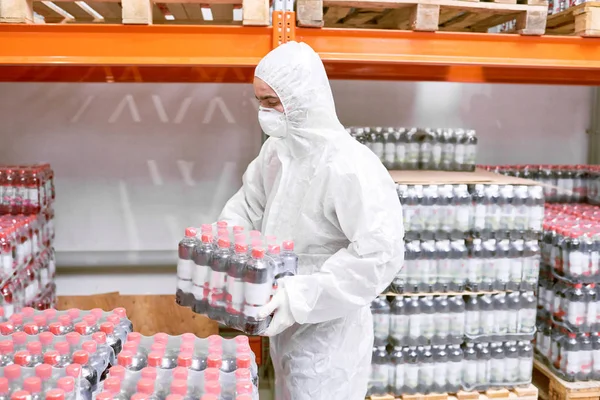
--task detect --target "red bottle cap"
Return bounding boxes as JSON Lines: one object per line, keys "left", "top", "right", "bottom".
{"left": 103, "top": 377, "right": 122, "bottom": 394}
{"left": 100, "top": 322, "right": 114, "bottom": 335}
{"left": 136, "top": 379, "right": 155, "bottom": 395}
{"left": 59, "top": 315, "right": 72, "bottom": 327}
{"left": 45, "top": 389, "right": 65, "bottom": 400}
{"left": 235, "top": 336, "right": 249, "bottom": 347}
{"left": 235, "top": 243, "right": 249, "bottom": 253}
{"left": 4, "top": 364, "right": 21, "bottom": 380}
{"left": 207, "top": 354, "right": 222, "bottom": 369}
{"left": 123, "top": 341, "right": 138, "bottom": 354}
{"left": 96, "top": 392, "right": 114, "bottom": 400}
{"left": 9, "top": 314, "right": 23, "bottom": 325}
{"left": 107, "top": 315, "right": 121, "bottom": 326}
{"left": 177, "top": 353, "right": 193, "bottom": 368}
{"left": 200, "top": 396, "right": 218, "bottom": 400}
{"left": 12, "top": 332, "right": 27, "bottom": 345}
{"left": 21, "top": 307, "right": 35, "bottom": 317}
{"left": 55, "top": 341, "right": 70, "bottom": 355}
{"left": 43, "top": 350, "right": 59, "bottom": 365}
{"left": 218, "top": 238, "right": 231, "bottom": 248}
{"left": 236, "top": 381, "right": 253, "bottom": 395}
{"left": 153, "top": 332, "right": 169, "bottom": 344}
{"left": 141, "top": 367, "right": 157, "bottom": 380}
{"left": 235, "top": 368, "right": 251, "bottom": 381}
{"left": 24, "top": 377, "right": 41, "bottom": 393}
{"left": 35, "top": 364, "right": 52, "bottom": 380}
{"left": 0, "top": 322, "right": 14, "bottom": 335}
{"left": 251, "top": 247, "right": 265, "bottom": 258}
{"left": 217, "top": 221, "right": 228, "bottom": 228}
{"left": 236, "top": 354, "right": 252, "bottom": 369}
{"left": 39, "top": 332, "right": 54, "bottom": 346}
{"left": 202, "top": 234, "right": 213, "bottom": 243}
{"left": 43, "top": 309, "right": 57, "bottom": 321}
{"left": 92, "top": 332, "right": 107, "bottom": 345}
{"left": 83, "top": 315, "right": 97, "bottom": 327}
{"left": 117, "top": 351, "right": 133, "bottom": 367}
{"left": 233, "top": 226, "right": 244, "bottom": 233}
{"left": 67, "top": 309, "right": 80, "bottom": 320}
{"left": 283, "top": 241, "right": 294, "bottom": 251}
{"left": 33, "top": 315, "right": 46, "bottom": 327}
{"left": 170, "top": 380, "right": 188, "bottom": 396}
{"left": 208, "top": 335, "right": 222, "bottom": 346}
{"left": 48, "top": 322, "right": 62, "bottom": 335}
{"left": 108, "top": 365, "right": 126, "bottom": 380}
{"left": 82, "top": 341, "right": 97, "bottom": 354}
{"left": 112, "top": 307, "right": 128, "bottom": 319}
{"left": 23, "top": 323, "right": 39, "bottom": 335}
{"left": 66, "top": 332, "right": 81, "bottom": 345}
{"left": 166, "top": 396, "right": 183, "bottom": 400}
{"left": 90, "top": 308, "right": 104, "bottom": 319}
{"left": 57, "top": 377, "right": 75, "bottom": 393}
{"left": 151, "top": 343, "right": 166, "bottom": 353}
{"left": 172, "top": 366, "right": 188, "bottom": 381}
{"left": 26, "top": 341, "right": 42, "bottom": 355}
{"left": 72, "top": 350, "right": 89, "bottom": 365}
{"left": 10, "top": 390, "right": 30, "bottom": 400}
{"left": 185, "top": 227, "right": 197, "bottom": 237}
{"left": 0, "top": 340, "right": 13, "bottom": 355}
{"left": 204, "top": 367, "right": 220, "bottom": 382}
{"left": 179, "top": 344, "right": 194, "bottom": 354}
{"left": 131, "top": 394, "right": 148, "bottom": 400}
{"left": 65, "top": 364, "right": 82, "bottom": 379}
{"left": 147, "top": 352, "right": 163, "bottom": 367}
{"left": 127, "top": 332, "right": 142, "bottom": 343}
{"left": 205, "top": 381, "right": 221, "bottom": 395}
{"left": 181, "top": 332, "right": 196, "bottom": 343}
{"left": 14, "top": 351, "right": 30, "bottom": 366}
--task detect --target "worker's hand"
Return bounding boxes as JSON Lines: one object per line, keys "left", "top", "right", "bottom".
{"left": 258, "top": 286, "right": 295, "bottom": 337}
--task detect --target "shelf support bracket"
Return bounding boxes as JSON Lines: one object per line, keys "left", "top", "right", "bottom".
{"left": 0, "top": 0, "right": 33, "bottom": 23}
{"left": 272, "top": 9, "right": 296, "bottom": 46}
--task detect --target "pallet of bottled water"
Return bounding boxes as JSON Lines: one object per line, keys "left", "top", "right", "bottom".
{"left": 347, "top": 127, "right": 477, "bottom": 172}
{"left": 103, "top": 334, "right": 258, "bottom": 400}
{"left": 176, "top": 222, "right": 298, "bottom": 335}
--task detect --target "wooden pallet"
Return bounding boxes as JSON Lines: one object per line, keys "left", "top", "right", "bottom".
{"left": 297, "top": 0, "right": 547, "bottom": 35}
{"left": 0, "top": 0, "right": 269, "bottom": 25}
{"left": 533, "top": 359, "right": 600, "bottom": 400}
{"left": 369, "top": 385, "right": 539, "bottom": 400}
{"left": 546, "top": 1, "right": 600, "bottom": 36}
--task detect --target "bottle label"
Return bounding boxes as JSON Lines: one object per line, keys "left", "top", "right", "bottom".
{"left": 371, "top": 143, "right": 384, "bottom": 160}
{"left": 371, "top": 364, "right": 389, "bottom": 386}
{"left": 394, "top": 364, "right": 405, "bottom": 390}
{"left": 177, "top": 259, "right": 194, "bottom": 280}
{"left": 448, "top": 362, "right": 461, "bottom": 385}
{"left": 396, "top": 144, "right": 406, "bottom": 164}
{"left": 434, "top": 362, "right": 447, "bottom": 386}
{"left": 405, "top": 364, "right": 419, "bottom": 388}
{"left": 454, "top": 144, "right": 465, "bottom": 164}
{"left": 450, "top": 312, "right": 465, "bottom": 336}
{"left": 391, "top": 314, "right": 409, "bottom": 340}
{"left": 419, "top": 364, "right": 434, "bottom": 386}
{"left": 227, "top": 277, "right": 244, "bottom": 308}
{"left": 506, "top": 358, "right": 519, "bottom": 381}
{"left": 243, "top": 281, "right": 271, "bottom": 306}
{"left": 373, "top": 314, "right": 390, "bottom": 340}
{"left": 408, "top": 144, "right": 420, "bottom": 163}
{"left": 409, "top": 314, "right": 421, "bottom": 338}
{"left": 384, "top": 143, "right": 396, "bottom": 165}
{"left": 466, "top": 311, "right": 479, "bottom": 335}
{"left": 463, "top": 361, "right": 477, "bottom": 387}
{"left": 28, "top": 188, "right": 38, "bottom": 207}
{"left": 491, "top": 359, "right": 505, "bottom": 383}
{"left": 509, "top": 259, "right": 522, "bottom": 283}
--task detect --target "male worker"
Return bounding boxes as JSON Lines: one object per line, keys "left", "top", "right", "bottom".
{"left": 218, "top": 41, "right": 404, "bottom": 400}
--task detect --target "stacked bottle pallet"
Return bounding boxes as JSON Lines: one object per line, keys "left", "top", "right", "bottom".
{"left": 347, "top": 127, "right": 477, "bottom": 171}
{"left": 176, "top": 222, "right": 298, "bottom": 335}
{"left": 0, "top": 164, "right": 56, "bottom": 318}
{"left": 0, "top": 307, "right": 259, "bottom": 400}
{"left": 368, "top": 169, "right": 543, "bottom": 398}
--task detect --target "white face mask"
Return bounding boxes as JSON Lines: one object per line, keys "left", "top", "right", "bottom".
{"left": 258, "top": 106, "right": 288, "bottom": 138}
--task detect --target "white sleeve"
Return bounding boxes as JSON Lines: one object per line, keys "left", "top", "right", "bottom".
{"left": 217, "top": 152, "right": 267, "bottom": 231}
{"left": 283, "top": 161, "right": 404, "bottom": 324}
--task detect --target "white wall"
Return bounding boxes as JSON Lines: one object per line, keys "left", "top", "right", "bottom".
{"left": 0, "top": 81, "right": 592, "bottom": 295}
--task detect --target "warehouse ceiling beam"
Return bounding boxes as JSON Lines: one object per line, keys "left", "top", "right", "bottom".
{"left": 3, "top": 24, "right": 600, "bottom": 84}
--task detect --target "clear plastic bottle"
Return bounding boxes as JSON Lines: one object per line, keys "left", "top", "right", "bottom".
{"left": 421, "top": 297, "right": 435, "bottom": 344}
{"left": 404, "top": 347, "right": 419, "bottom": 395}
{"left": 433, "top": 346, "right": 448, "bottom": 394}
{"left": 476, "top": 343, "right": 491, "bottom": 391}
{"left": 462, "top": 343, "right": 478, "bottom": 390}
{"left": 449, "top": 296, "right": 465, "bottom": 344}
{"left": 490, "top": 342, "right": 506, "bottom": 388}
{"left": 419, "top": 346, "right": 434, "bottom": 394}
{"left": 505, "top": 341, "right": 519, "bottom": 385}
{"left": 389, "top": 346, "right": 404, "bottom": 396}
{"left": 73, "top": 350, "right": 99, "bottom": 392}
{"left": 518, "top": 341, "right": 534, "bottom": 385}
{"left": 226, "top": 243, "right": 249, "bottom": 329}
{"left": 371, "top": 297, "right": 390, "bottom": 347}
{"left": 23, "top": 377, "right": 42, "bottom": 400}
{"left": 242, "top": 247, "right": 272, "bottom": 335}
{"left": 280, "top": 241, "right": 298, "bottom": 279}
{"left": 192, "top": 233, "right": 213, "bottom": 315}
{"left": 208, "top": 238, "right": 232, "bottom": 321}
{"left": 390, "top": 297, "right": 408, "bottom": 346}
{"left": 177, "top": 228, "right": 198, "bottom": 306}
{"left": 492, "top": 294, "right": 508, "bottom": 341}
{"left": 434, "top": 296, "right": 450, "bottom": 345}
{"left": 519, "top": 291, "right": 537, "bottom": 335}
{"left": 447, "top": 345, "right": 463, "bottom": 393}
{"left": 465, "top": 295, "right": 480, "bottom": 338}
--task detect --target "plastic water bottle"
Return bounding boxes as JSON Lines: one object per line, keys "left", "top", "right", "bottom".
{"left": 242, "top": 248, "right": 272, "bottom": 335}
{"left": 371, "top": 297, "right": 390, "bottom": 347}
{"left": 226, "top": 243, "right": 248, "bottom": 328}
{"left": 23, "top": 377, "right": 42, "bottom": 400}
{"left": 390, "top": 297, "right": 408, "bottom": 346}
{"left": 208, "top": 238, "right": 231, "bottom": 321}
{"left": 192, "top": 234, "right": 213, "bottom": 315}
{"left": 177, "top": 228, "right": 198, "bottom": 306}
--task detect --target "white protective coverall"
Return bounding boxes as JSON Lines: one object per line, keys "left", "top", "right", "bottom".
{"left": 218, "top": 41, "right": 404, "bottom": 400}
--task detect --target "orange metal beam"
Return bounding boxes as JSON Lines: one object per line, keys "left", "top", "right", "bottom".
{"left": 298, "top": 28, "right": 600, "bottom": 85}
{"left": 3, "top": 24, "right": 600, "bottom": 84}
